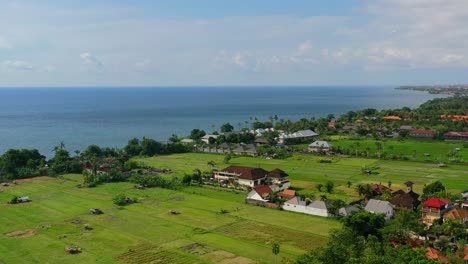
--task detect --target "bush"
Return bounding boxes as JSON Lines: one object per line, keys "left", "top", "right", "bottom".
{"left": 8, "top": 196, "right": 18, "bottom": 204}
{"left": 113, "top": 193, "right": 127, "bottom": 206}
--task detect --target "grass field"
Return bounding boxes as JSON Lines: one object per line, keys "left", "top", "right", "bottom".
{"left": 134, "top": 153, "right": 468, "bottom": 202}
{"left": 294, "top": 138, "right": 468, "bottom": 163}
{"left": 0, "top": 176, "right": 339, "bottom": 264}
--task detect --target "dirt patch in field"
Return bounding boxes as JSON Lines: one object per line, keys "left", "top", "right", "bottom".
{"left": 5, "top": 229, "right": 36, "bottom": 238}
{"left": 66, "top": 219, "right": 85, "bottom": 224}
{"left": 203, "top": 250, "right": 256, "bottom": 264}
{"left": 168, "top": 196, "right": 185, "bottom": 202}
{"left": 15, "top": 176, "right": 54, "bottom": 184}
{"left": 179, "top": 243, "right": 214, "bottom": 255}
{"left": 215, "top": 221, "right": 327, "bottom": 251}
{"left": 118, "top": 242, "right": 203, "bottom": 264}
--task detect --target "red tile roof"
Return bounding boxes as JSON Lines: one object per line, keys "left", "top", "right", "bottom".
{"left": 426, "top": 247, "right": 450, "bottom": 263}
{"left": 443, "top": 208, "right": 468, "bottom": 220}
{"left": 254, "top": 185, "right": 273, "bottom": 197}
{"left": 221, "top": 166, "right": 268, "bottom": 180}
{"left": 423, "top": 198, "right": 450, "bottom": 208}
{"left": 383, "top": 116, "right": 402, "bottom": 120}
{"left": 440, "top": 115, "right": 468, "bottom": 121}
{"left": 277, "top": 189, "right": 296, "bottom": 199}
{"left": 445, "top": 131, "right": 468, "bottom": 137}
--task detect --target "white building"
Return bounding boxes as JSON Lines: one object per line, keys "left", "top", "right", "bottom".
{"left": 282, "top": 197, "right": 331, "bottom": 217}
{"left": 201, "top": 134, "right": 219, "bottom": 144}
{"left": 308, "top": 141, "right": 333, "bottom": 153}
{"left": 277, "top": 129, "right": 318, "bottom": 144}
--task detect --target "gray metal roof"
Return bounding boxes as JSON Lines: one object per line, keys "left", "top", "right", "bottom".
{"left": 364, "top": 199, "right": 392, "bottom": 214}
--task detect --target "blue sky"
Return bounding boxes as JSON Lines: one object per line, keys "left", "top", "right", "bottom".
{"left": 0, "top": 0, "right": 467, "bottom": 86}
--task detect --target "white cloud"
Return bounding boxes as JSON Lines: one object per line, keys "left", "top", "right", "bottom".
{"left": 439, "top": 54, "right": 465, "bottom": 64}
{"left": 2, "top": 60, "right": 34, "bottom": 71}
{"left": 80, "top": 52, "right": 103, "bottom": 68}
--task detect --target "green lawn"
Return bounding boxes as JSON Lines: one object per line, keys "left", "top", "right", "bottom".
{"left": 294, "top": 138, "right": 468, "bottom": 163}
{"left": 0, "top": 176, "right": 339, "bottom": 264}
{"left": 134, "top": 153, "right": 468, "bottom": 202}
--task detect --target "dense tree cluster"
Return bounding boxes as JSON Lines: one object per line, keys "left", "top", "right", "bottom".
{"left": 295, "top": 211, "right": 461, "bottom": 264}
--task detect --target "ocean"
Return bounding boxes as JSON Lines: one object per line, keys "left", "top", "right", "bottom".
{"left": 0, "top": 86, "right": 445, "bottom": 157}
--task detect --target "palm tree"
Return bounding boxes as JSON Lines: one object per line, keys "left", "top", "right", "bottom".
{"left": 272, "top": 243, "right": 280, "bottom": 264}
{"left": 346, "top": 181, "right": 352, "bottom": 188}
{"left": 356, "top": 184, "right": 371, "bottom": 200}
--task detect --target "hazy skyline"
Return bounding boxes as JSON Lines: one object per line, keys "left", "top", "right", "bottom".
{"left": 1, "top": 0, "right": 468, "bottom": 86}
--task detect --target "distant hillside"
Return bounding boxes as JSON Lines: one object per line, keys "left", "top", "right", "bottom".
{"left": 416, "top": 96, "right": 468, "bottom": 115}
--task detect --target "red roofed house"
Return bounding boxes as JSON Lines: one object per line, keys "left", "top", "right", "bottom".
{"left": 444, "top": 131, "right": 468, "bottom": 141}
{"left": 443, "top": 207, "right": 468, "bottom": 224}
{"left": 440, "top": 115, "right": 468, "bottom": 122}
{"left": 246, "top": 185, "right": 273, "bottom": 204}
{"left": 370, "top": 184, "right": 390, "bottom": 197}
{"left": 422, "top": 198, "right": 450, "bottom": 225}
{"left": 214, "top": 166, "right": 268, "bottom": 187}
{"left": 383, "top": 115, "right": 402, "bottom": 121}
{"left": 409, "top": 129, "right": 436, "bottom": 139}
{"left": 426, "top": 247, "right": 450, "bottom": 263}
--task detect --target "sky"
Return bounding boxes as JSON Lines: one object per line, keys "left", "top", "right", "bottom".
{"left": 1, "top": 0, "right": 468, "bottom": 86}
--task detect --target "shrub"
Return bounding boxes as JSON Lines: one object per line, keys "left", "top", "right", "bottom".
{"left": 113, "top": 193, "right": 127, "bottom": 206}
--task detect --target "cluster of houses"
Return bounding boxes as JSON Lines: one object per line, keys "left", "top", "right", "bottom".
{"left": 195, "top": 129, "right": 321, "bottom": 156}
{"left": 213, "top": 167, "right": 468, "bottom": 230}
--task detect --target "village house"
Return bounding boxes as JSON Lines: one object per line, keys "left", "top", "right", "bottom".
{"left": 383, "top": 115, "right": 402, "bottom": 121}
{"left": 282, "top": 197, "right": 331, "bottom": 217}
{"left": 426, "top": 247, "right": 450, "bottom": 263}
{"left": 364, "top": 199, "right": 394, "bottom": 220}
{"left": 277, "top": 129, "right": 318, "bottom": 144}
{"left": 443, "top": 207, "right": 468, "bottom": 224}
{"left": 231, "top": 144, "right": 258, "bottom": 156}
{"left": 245, "top": 185, "right": 273, "bottom": 205}
{"left": 463, "top": 201, "right": 468, "bottom": 209}
{"left": 201, "top": 134, "right": 219, "bottom": 144}
{"left": 444, "top": 131, "right": 468, "bottom": 141}
{"left": 308, "top": 140, "right": 333, "bottom": 153}
{"left": 389, "top": 181, "right": 420, "bottom": 210}
{"left": 399, "top": 125, "right": 414, "bottom": 131}
{"left": 409, "top": 129, "right": 436, "bottom": 139}
{"left": 421, "top": 198, "right": 451, "bottom": 226}
{"left": 338, "top": 205, "right": 360, "bottom": 217}
{"left": 440, "top": 115, "right": 468, "bottom": 122}
{"left": 254, "top": 137, "right": 269, "bottom": 146}
{"left": 213, "top": 166, "right": 268, "bottom": 187}
{"left": 266, "top": 168, "right": 291, "bottom": 191}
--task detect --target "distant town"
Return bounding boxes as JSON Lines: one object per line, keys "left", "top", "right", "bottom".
{"left": 396, "top": 85, "right": 468, "bottom": 96}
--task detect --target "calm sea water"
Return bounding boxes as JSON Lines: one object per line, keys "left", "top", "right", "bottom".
{"left": 0, "top": 86, "right": 444, "bottom": 156}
